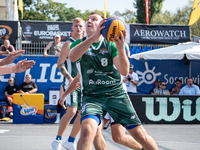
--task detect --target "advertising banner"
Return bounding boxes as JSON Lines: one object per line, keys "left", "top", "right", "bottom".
{"left": 0, "top": 20, "right": 18, "bottom": 42}
{"left": 129, "top": 59, "right": 191, "bottom": 94}
{"left": 21, "top": 21, "right": 73, "bottom": 41}
{"left": 130, "top": 95, "right": 200, "bottom": 124}
{"left": 0, "top": 56, "right": 63, "bottom": 101}
{"left": 129, "top": 24, "right": 190, "bottom": 44}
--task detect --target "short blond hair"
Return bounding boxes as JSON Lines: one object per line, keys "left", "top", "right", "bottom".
{"left": 73, "top": 17, "right": 85, "bottom": 24}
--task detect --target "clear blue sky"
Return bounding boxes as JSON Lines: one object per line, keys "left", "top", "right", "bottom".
{"left": 44, "top": 0, "right": 191, "bottom": 14}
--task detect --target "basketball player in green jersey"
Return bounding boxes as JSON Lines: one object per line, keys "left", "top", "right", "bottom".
{"left": 68, "top": 12, "right": 159, "bottom": 150}
{"left": 51, "top": 17, "right": 85, "bottom": 150}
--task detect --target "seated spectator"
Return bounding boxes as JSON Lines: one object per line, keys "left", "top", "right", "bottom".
{"left": 44, "top": 35, "right": 62, "bottom": 57}
{"left": 151, "top": 79, "right": 160, "bottom": 95}
{"left": 4, "top": 77, "right": 19, "bottom": 118}
{"left": 155, "top": 81, "right": 170, "bottom": 95}
{"left": 0, "top": 40, "right": 15, "bottom": 55}
{"left": 19, "top": 74, "right": 38, "bottom": 94}
{"left": 179, "top": 78, "right": 200, "bottom": 95}
{"left": 170, "top": 79, "right": 182, "bottom": 95}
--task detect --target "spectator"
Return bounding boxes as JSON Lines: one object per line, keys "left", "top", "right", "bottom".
{"left": 123, "top": 64, "right": 139, "bottom": 94}
{"left": 179, "top": 78, "right": 200, "bottom": 95}
{"left": 44, "top": 35, "right": 62, "bottom": 57}
{"left": 151, "top": 79, "right": 160, "bottom": 95}
{"left": 170, "top": 79, "right": 182, "bottom": 95}
{"left": 19, "top": 74, "right": 38, "bottom": 94}
{"left": 155, "top": 81, "right": 170, "bottom": 95}
{"left": 124, "top": 43, "right": 131, "bottom": 58}
{"left": 197, "top": 39, "right": 200, "bottom": 43}
{"left": 4, "top": 77, "right": 19, "bottom": 118}
{"left": 0, "top": 40, "right": 15, "bottom": 55}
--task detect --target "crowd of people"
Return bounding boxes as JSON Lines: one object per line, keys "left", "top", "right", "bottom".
{"left": 151, "top": 78, "right": 200, "bottom": 95}
{"left": 1, "top": 12, "right": 200, "bottom": 150}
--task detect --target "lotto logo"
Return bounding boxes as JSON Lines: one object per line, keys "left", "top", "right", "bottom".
{"left": 52, "top": 95, "right": 57, "bottom": 99}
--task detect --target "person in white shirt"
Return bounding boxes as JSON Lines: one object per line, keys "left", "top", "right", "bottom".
{"left": 123, "top": 64, "right": 139, "bottom": 94}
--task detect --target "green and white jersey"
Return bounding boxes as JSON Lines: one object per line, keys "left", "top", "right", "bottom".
{"left": 63, "top": 37, "right": 78, "bottom": 91}
{"left": 70, "top": 37, "right": 125, "bottom": 96}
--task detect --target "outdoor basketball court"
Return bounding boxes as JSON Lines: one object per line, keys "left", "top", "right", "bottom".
{"left": 0, "top": 120, "right": 200, "bottom": 150}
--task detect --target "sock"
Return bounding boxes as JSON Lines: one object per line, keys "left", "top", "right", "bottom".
{"left": 57, "top": 113, "right": 60, "bottom": 119}
{"left": 56, "top": 136, "right": 62, "bottom": 141}
{"left": 68, "top": 136, "right": 75, "bottom": 143}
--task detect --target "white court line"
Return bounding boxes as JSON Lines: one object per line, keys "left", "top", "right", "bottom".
{"left": 156, "top": 140, "right": 200, "bottom": 145}
{"left": 0, "top": 130, "right": 10, "bottom": 134}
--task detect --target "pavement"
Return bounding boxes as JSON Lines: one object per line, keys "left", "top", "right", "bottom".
{"left": 0, "top": 119, "right": 200, "bottom": 150}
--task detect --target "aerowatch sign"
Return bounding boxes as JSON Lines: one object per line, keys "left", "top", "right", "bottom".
{"left": 0, "top": 21, "right": 18, "bottom": 42}
{"left": 130, "top": 95, "right": 200, "bottom": 124}
{"left": 129, "top": 24, "right": 190, "bottom": 44}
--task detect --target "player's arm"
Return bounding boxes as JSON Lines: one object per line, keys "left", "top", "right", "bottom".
{"left": 59, "top": 72, "right": 80, "bottom": 109}
{"left": 112, "top": 30, "right": 129, "bottom": 76}
{"left": 57, "top": 41, "right": 73, "bottom": 83}
{"left": 69, "top": 19, "right": 106, "bottom": 62}
{"left": 44, "top": 42, "right": 53, "bottom": 57}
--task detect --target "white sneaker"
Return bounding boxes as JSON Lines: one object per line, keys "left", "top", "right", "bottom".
{"left": 54, "top": 114, "right": 60, "bottom": 124}
{"left": 51, "top": 139, "right": 62, "bottom": 150}
{"left": 62, "top": 140, "right": 76, "bottom": 150}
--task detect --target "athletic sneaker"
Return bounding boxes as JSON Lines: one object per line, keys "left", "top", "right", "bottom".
{"left": 51, "top": 139, "right": 62, "bottom": 150}
{"left": 62, "top": 140, "right": 76, "bottom": 150}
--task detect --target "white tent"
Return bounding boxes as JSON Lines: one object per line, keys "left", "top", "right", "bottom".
{"left": 130, "top": 42, "right": 200, "bottom": 60}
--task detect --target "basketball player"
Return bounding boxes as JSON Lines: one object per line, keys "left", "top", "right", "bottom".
{"left": 51, "top": 17, "right": 85, "bottom": 150}
{"left": 68, "top": 12, "right": 158, "bottom": 150}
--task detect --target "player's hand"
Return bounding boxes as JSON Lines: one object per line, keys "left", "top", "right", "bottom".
{"left": 92, "top": 19, "right": 106, "bottom": 41}
{"left": 112, "top": 30, "right": 127, "bottom": 53}
{"left": 0, "top": 50, "right": 25, "bottom": 66}
{"left": 59, "top": 96, "right": 66, "bottom": 110}
{"left": 13, "top": 59, "right": 36, "bottom": 73}
{"left": 44, "top": 53, "right": 48, "bottom": 57}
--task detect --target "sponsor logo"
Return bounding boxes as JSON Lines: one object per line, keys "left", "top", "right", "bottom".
{"left": 45, "top": 109, "right": 57, "bottom": 118}
{"left": 89, "top": 79, "right": 116, "bottom": 85}
{"left": 136, "top": 62, "right": 161, "bottom": 86}
{"left": 81, "top": 103, "right": 86, "bottom": 113}
{"left": 52, "top": 95, "right": 57, "bottom": 99}
{"left": 24, "top": 25, "right": 32, "bottom": 36}
{"left": 0, "top": 25, "right": 12, "bottom": 40}
{"left": 87, "top": 69, "right": 94, "bottom": 74}
{"left": 99, "top": 49, "right": 108, "bottom": 55}
{"left": 20, "top": 104, "right": 38, "bottom": 116}
{"left": 131, "top": 115, "right": 135, "bottom": 119}
{"left": 109, "top": 26, "right": 116, "bottom": 41}
{"left": 143, "top": 97, "right": 200, "bottom": 122}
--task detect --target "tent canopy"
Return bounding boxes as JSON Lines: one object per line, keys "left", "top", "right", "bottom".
{"left": 130, "top": 42, "right": 200, "bottom": 60}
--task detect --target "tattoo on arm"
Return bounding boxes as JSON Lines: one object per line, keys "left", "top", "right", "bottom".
{"left": 58, "top": 63, "right": 72, "bottom": 79}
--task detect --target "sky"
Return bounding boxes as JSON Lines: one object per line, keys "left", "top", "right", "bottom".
{"left": 44, "top": 0, "right": 191, "bottom": 15}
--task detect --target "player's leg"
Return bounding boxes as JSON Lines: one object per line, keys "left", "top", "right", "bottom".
{"left": 111, "top": 123, "right": 142, "bottom": 150}
{"left": 54, "top": 84, "right": 64, "bottom": 123}
{"left": 127, "top": 125, "right": 158, "bottom": 150}
{"left": 52, "top": 106, "right": 77, "bottom": 150}
{"left": 93, "top": 119, "right": 107, "bottom": 150}
{"left": 62, "top": 110, "right": 81, "bottom": 150}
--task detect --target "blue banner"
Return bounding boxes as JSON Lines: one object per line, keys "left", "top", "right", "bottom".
{"left": 130, "top": 59, "right": 190, "bottom": 94}
{"left": 0, "top": 56, "right": 63, "bottom": 101}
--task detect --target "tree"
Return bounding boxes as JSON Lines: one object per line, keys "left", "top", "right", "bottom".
{"left": 113, "top": 9, "right": 136, "bottom": 23}
{"left": 133, "top": 0, "right": 164, "bottom": 24}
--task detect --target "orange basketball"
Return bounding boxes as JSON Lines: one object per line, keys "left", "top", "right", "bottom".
{"left": 102, "top": 17, "right": 126, "bottom": 42}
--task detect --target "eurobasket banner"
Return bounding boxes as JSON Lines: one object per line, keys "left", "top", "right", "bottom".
{"left": 21, "top": 21, "right": 73, "bottom": 41}
{"left": 129, "top": 24, "right": 191, "bottom": 44}
{"left": 0, "top": 20, "right": 18, "bottom": 42}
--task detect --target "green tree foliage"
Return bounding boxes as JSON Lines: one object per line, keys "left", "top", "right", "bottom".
{"left": 133, "top": 0, "right": 163, "bottom": 24}
{"left": 113, "top": 9, "right": 136, "bottom": 23}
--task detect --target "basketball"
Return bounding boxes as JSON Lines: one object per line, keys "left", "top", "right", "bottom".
{"left": 101, "top": 17, "right": 126, "bottom": 42}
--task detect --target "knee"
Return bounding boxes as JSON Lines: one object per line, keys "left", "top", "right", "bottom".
{"left": 81, "top": 123, "right": 94, "bottom": 138}
{"left": 112, "top": 135, "right": 124, "bottom": 144}
{"left": 67, "top": 108, "right": 77, "bottom": 118}
{"left": 135, "top": 133, "right": 148, "bottom": 145}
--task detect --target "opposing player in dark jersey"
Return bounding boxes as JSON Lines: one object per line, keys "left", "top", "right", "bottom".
{"left": 68, "top": 12, "right": 158, "bottom": 150}
{"left": 51, "top": 17, "right": 85, "bottom": 150}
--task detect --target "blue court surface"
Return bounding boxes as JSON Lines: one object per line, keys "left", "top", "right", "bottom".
{"left": 0, "top": 120, "right": 200, "bottom": 150}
